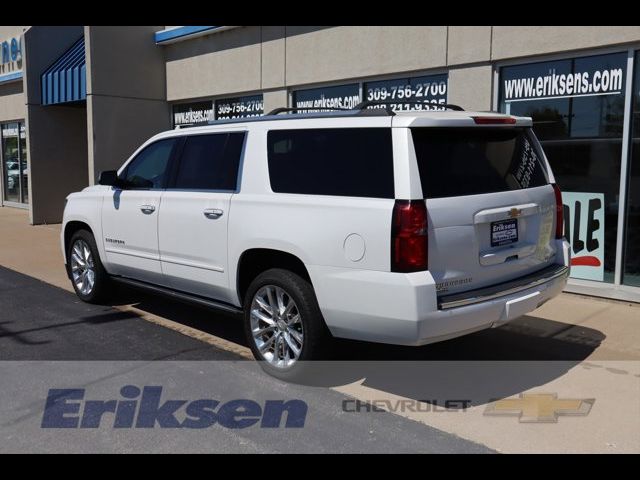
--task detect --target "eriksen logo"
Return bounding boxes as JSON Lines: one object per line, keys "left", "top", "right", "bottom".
{"left": 41, "top": 386, "right": 308, "bottom": 429}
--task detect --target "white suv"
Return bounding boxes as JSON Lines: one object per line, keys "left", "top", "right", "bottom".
{"left": 62, "top": 104, "right": 570, "bottom": 377}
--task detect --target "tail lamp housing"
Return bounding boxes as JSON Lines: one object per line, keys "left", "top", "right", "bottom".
{"left": 391, "top": 200, "right": 428, "bottom": 273}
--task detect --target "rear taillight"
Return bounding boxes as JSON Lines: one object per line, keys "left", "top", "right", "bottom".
{"left": 472, "top": 116, "right": 517, "bottom": 125}
{"left": 552, "top": 183, "right": 564, "bottom": 239}
{"left": 391, "top": 200, "right": 428, "bottom": 273}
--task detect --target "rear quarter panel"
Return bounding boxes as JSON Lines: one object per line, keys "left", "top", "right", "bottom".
{"left": 228, "top": 122, "right": 396, "bottom": 305}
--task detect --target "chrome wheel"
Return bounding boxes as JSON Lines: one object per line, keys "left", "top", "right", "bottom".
{"left": 250, "top": 285, "right": 304, "bottom": 368}
{"left": 70, "top": 239, "right": 96, "bottom": 296}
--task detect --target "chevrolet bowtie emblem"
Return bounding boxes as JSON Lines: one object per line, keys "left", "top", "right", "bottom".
{"left": 484, "top": 393, "right": 595, "bottom": 423}
{"left": 508, "top": 208, "right": 522, "bottom": 218}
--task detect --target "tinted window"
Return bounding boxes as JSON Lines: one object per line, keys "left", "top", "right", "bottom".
{"left": 267, "top": 128, "right": 394, "bottom": 198}
{"left": 173, "top": 133, "right": 245, "bottom": 191}
{"left": 412, "top": 127, "right": 549, "bottom": 199}
{"left": 123, "top": 139, "right": 176, "bottom": 189}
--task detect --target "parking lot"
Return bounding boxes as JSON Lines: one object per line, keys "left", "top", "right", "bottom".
{"left": 0, "top": 207, "right": 638, "bottom": 453}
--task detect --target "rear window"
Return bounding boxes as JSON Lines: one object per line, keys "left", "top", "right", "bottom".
{"left": 411, "top": 127, "right": 549, "bottom": 199}
{"left": 267, "top": 128, "right": 394, "bottom": 199}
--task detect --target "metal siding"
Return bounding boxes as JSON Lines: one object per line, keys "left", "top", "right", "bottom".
{"left": 41, "top": 37, "right": 86, "bottom": 105}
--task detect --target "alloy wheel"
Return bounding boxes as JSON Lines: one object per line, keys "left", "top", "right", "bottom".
{"left": 250, "top": 285, "right": 304, "bottom": 368}
{"left": 70, "top": 239, "right": 96, "bottom": 296}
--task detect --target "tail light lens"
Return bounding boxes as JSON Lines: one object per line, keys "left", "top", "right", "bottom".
{"left": 472, "top": 116, "right": 517, "bottom": 125}
{"left": 391, "top": 200, "right": 428, "bottom": 272}
{"left": 552, "top": 183, "right": 564, "bottom": 239}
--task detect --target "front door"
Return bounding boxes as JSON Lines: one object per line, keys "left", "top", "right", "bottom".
{"left": 158, "top": 131, "right": 245, "bottom": 302}
{"left": 101, "top": 138, "right": 177, "bottom": 285}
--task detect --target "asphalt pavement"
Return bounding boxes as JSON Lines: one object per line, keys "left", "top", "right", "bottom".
{"left": 0, "top": 265, "right": 493, "bottom": 453}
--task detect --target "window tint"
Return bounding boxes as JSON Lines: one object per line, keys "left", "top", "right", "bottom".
{"left": 267, "top": 128, "right": 394, "bottom": 198}
{"left": 173, "top": 132, "right": 245, "bottom": 190}
{"left": 411, "top": 127, "right": 549, "bottom": 199}
{"left": 123, "top": 139, "right": 176, "bottom": 189}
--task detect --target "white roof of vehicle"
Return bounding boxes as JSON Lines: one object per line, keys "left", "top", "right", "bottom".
{"left": 158, "top": 108, "right": 532, "bottom": 141}
{"left": 391, "top": 109, "right": 532, "bottom": 127}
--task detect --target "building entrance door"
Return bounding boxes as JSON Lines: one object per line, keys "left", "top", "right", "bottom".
{"left": 1, "top": 122, "right": 28, "bottom": 205}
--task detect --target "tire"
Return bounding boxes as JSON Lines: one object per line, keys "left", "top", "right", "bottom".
{"left": 243, "top": 268, "right": 332, "bottom": 381}
{"left": 67, "top": 229, "right": 111, "bottom": 304}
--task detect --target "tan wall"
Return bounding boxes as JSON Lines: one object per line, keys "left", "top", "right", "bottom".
{"left": 261, "top": 26, "right": 285, "bottom": 89}
{"left": 163, "top": 26, "right": 640, "bottom": 113}
{"left": 0, "top": 26, "right": 27, "bottom": 40}
{"left": 284, "top": 26, "right": 448, "bottom": 86}
{"left": 448, "top": 64, "right": 494, "bottom": 112}
{"left": 491, "top": 26, "right": 640, "bottom": 61}
{"left": 448, "top": 26, "right": 492, "bottom": 65}
{"left": 0, "top": 81, "right": 25, "bottom": 121}
{"left": 263, "top": 89, "right": 288, "bottom": 113}
{"left": 165, "top": 26, "right": 262, "bottom": 101}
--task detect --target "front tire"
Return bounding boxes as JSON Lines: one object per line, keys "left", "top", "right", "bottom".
{"left": 68, "top": 229, "right": 111, "bottom": 303}
{"left": 243, "top": 268, "right": 332, "bottom": 380}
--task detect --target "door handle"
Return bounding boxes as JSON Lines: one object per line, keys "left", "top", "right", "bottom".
{"left": 139, "top": 204, "right": 156, "bottom": 214}
{"left": 203, "top": 208, "right": 223, "bottom": 219}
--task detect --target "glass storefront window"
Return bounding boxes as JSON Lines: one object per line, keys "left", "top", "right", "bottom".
{"left": 20, "top": 123, "right": 27, "bottom": 204}
{"left": 172, "top": 101, "right": 214, "bottom": 128}
{"left": 364, "top": 73, "right": 448, "bottom": 111}
{"left": 215, "top": 94, "right": 264, "bottom": 120}
{"left": 292, "top": 84, "right": 361, "bottom": 112}
{"left": 1, "top": 121, "right": 28, "bottom": 205}
{"left": 499, "top": 52, "right": 628, "bottom": 283}
{"left": 623, "top": 52, "right": 640, "bottom": 287}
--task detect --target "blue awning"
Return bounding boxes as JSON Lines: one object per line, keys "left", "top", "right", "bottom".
{"left": 41, "top": 37, "right": 86, "bottom": 105}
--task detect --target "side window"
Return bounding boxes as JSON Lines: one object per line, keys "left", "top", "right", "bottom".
{"left": 172, "top": 132, "right": 245, "bottom": 191}
{"left": 266, "top": 128, "right": 394, "bottom": 198}
{"left": 122, "top": 139, "right": 176, "bottom": 189}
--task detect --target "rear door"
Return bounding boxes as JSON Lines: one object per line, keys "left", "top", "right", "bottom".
{"left": 411, "top": 126, "right": 557, "bottom": 296}
{"left": 158, "top": 131, "right": 245, "bottom": 303}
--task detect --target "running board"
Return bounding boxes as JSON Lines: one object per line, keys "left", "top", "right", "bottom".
{"left": 111, "top": 276, "right": 243, "bottom": 315}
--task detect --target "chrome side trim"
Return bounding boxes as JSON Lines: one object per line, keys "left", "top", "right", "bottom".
{"left": 104, "top": 247, "right": 160, "bottom": 262}
{"left": 438, "top": 264, "right": 569, "bottom": 310}
{"left": 160, "top": 255, "right": 225, "bottom": 272}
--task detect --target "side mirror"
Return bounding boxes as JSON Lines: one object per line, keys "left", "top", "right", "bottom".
{"left": 98, "top": 170, "right": 122, "bottom": 188}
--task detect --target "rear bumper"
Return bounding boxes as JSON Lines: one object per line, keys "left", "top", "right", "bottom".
{"left": 437, "top": 264, "right": 569, "bottom": 309}
{"left": 308, "top": 240, "right": 570, "bottom": 346}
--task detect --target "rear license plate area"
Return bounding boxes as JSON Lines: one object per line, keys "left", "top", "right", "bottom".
{"left": 491, "top": 219, "right": 518, "bottom": 247}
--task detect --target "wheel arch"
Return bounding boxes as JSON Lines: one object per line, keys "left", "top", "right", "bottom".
{"left": 236, "top": 248, "right": 312, "bottom": 306}
{"left": 63, "top": 220, "right": 103, "bottom": 280}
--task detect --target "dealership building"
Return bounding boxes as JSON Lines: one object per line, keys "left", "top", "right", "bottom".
{"left": 0, "top": 25, "right": 639, "bottom": 302}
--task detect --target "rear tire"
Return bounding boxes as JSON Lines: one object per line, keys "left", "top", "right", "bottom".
{"left": 68, "top": 229, "right": 111, "bottom": 304}
{"left": 243, "top": 268, "right": 332, "bottom": 381}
